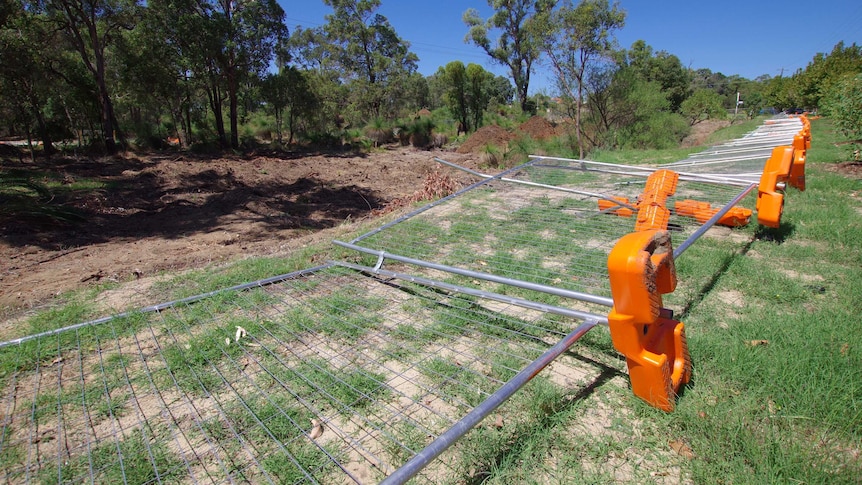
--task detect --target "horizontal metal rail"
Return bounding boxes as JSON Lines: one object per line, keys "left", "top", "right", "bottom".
{"left": 528, "top": 156, "right": 755, "bottom": 187}
{"left": 332, "top": 240, "right": 616, "bottom": 308}
{"left": 434, "top": 158, "right": 640, "bottom": 211}
{"left": 382, "top": 318, "right": 601, "bottom": 485}
{"left": 0, "top": 263, "right": 335, "bottom": 349}
{"left": 333, "top": 261, "right": 609, "bottom": 325}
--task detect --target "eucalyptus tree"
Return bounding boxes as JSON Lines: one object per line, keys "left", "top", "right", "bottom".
{"left": 795, "top": 42, "right": 862, "bottom": 109}
{"left": 322, "top": 0, "right": 418, "bottom": 122}
{"left": 463, "top": 0, "right": 555, "bottom": 113}
{"left": 437, "top": 61, "right": 497, "bottom": 132}
{"left": 539, "top": 0, "right": 624, "bottom": 157}
{"left": 32, "top": 0, "right": 140, "bottom": 153}
{"left": 0, "top": 1, "right": 61, "bottom": 153}
{"left": 260, "top": 67, "right": 318, "bottom": 144}
{"left": 439, "top": 61, "right": 468, "bottom": 132}
{"left": 212, "top": 0, "right": 287, "bottom": 148}
{"left": 623, "top": 40, "right": 691, "bottom": 112}
{"left": 466, "top": 63, "right": 494, "bottom": 131}
{"left": 141, "top": 0, "right": 287, "bottom": 149}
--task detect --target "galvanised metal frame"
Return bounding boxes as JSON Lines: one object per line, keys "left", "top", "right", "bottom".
{"left": 0, "top": 118, "right": 791, "bottom": 484}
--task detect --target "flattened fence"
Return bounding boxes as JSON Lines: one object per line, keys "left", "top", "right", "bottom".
{"left": 0, "top": 116, "right": 809, "bottom": 484}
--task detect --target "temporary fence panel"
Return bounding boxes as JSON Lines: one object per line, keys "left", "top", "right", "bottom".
{"left": 0, "top": 116, "right": 810, "bottom": 484}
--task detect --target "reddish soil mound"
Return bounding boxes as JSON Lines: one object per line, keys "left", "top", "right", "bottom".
{"left": 456, "top": 125, "right": 514, "bottom": 154}
{"left": 518, "top": 116, "right": 557, "bottom": 139}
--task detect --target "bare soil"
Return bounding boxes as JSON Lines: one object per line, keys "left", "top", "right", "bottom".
{"left": 680, "top": 119, "right": 731, "bottom": 147}
{"left": 0, "top": 146, "right": 478, "bottom": 312}
{"left": 456, "top": 125, "right": 514, "bottom": 154}
{"left": 518, "top": 116, "right": 561, "bottom": 140}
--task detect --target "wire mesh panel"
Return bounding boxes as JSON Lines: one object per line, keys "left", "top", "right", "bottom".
{"left": 0, "top": 266, "right": 616, "bottom": 484}
{"left": 347, "top": 159, "right": 756, "bottom": 306}
{"left": 659, "top": 116, "right": 804, "bottom": 180}
{"left": 0, "top": 130, "right": 777, "bottom": 483}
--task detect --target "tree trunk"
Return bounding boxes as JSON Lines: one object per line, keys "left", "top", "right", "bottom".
{"left": 28, "top": 94, "right": 54, "bottom": 156}
{"left": 207, "top": 81, "right": 228, "bottom": 148}
{"left": 88, "top": 16, "right": 117, "bottom": 153}
{"left": 575, "top": 85, "right": 583, "bottom": 159}
{"left": 228, "top": 68, "right": 239, "bottom": 149}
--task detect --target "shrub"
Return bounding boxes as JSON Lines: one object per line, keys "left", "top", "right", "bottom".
{"left": 821, "top": 73, "right": 862, "bottom": 149}
{"left": 408, "top": 118, "right": 435, "bottom": 149}
{"left": 365, "top": 118, "right": 393, "bottom": 147}
{"left": 479, "top": 144, "right": 502, "bottom": 168}
{"left": 617, "top": 112, "right": 690, "bottom": 150}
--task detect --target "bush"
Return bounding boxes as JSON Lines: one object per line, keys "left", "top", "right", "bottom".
{"left": 479, "top": 144, "right": 502, "bottom": 168}
{"left": 821, "top": 73, "right": 862, "bottom": 146}
{"left": 364, "top": 118, "right": 393, "bottom": 147}
{"left": 504, "top": 134, "right": 537, "bottom": 166}
{"left": 407, "top": 118, "right": 435, "bottom": 149}
{"left": 616, "top": 112, "right": 690, "bottom": 150}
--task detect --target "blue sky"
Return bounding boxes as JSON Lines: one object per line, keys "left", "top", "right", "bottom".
{"left": 278, "top": 1, "right": 862, "bottom": 94}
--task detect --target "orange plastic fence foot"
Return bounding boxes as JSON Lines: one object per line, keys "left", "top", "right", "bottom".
{"left": 757, "top": 146, "right": 793, "bottom": 228}
{"left": 790, "top": 133, "right": 807, "bottom": 191}
{"left": 598, "top": 196, "right": 634, "bottom": 217}
{"left": 607, "top": 230, "right": 691, "bottom": 411}
{"left": 635, "top": 170, "right": 679, "bottom": 231}
{"left": 674, "top": 199, "right": 752, "bottom": 227}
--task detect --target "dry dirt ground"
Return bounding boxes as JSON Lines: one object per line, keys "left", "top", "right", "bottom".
{"left": 0, "top": 145, "right": 480, "bottom": 313}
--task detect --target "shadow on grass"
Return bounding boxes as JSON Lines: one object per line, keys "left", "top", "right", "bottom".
{"left": 461, "top": 365, "right": 621, "bottom": 485}
{"left": 754, "top": 221, "right": 796, "bottom": 244}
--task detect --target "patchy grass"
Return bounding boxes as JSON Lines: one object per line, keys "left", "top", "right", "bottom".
{"left": 2, "top": 117, "right": 859, "bottom": 484}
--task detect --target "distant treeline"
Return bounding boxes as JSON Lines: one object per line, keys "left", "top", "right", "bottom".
{"left": 1, "top": 0, "right": 860, "bottom": 155}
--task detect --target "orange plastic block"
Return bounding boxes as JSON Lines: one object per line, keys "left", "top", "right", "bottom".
{"left": 598, "top": 196, "right": 635, "bottom": 217}
{"left": 634, "top": 170, "right": 679, "bottom": 232}
{"left": 607, "top": 230, "right": 691, "bottom": 411}
{"left": 674, "top": 199, "right": 752, "bottom": 227}
{"left": 786, "top": 132, "right": 808, "bottom": 191}
{"left": 757, "top": 146, "right": 794, "bottom": 228}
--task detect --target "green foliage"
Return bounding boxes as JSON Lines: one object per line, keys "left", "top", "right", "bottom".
{"left": 623, "top": 40, "right": 692, "bottom": 112}
{"left": 463, "top": 0, "right": 554, "bottom": 112}
{"left": 681, "top": 89, "right": 728, "bottom": 125}
{"left": 598, "top": 75, "right": 690, "bottom": 150}
{"left": 321, "top": 0, "right": 418, "bottom": 122}
{"left": 260, "top": 67, "right": 319, "bottom": 144}
{"left": 618, "top": 110, "right": 689, "bottom": 149}
{"left": 795, "top": 41, "right": 862, "bottom": 109}
{"left": 540, "top": 0, "right": 625, "bottom": 157}
{"left": 405, "top": 117, "right": 436, "bottom": 148}
{"left": 821, "top": 73, "right": 862, "bottom": 146}
{"left": 437, "top": 61, "right": 497, "bottom": 132}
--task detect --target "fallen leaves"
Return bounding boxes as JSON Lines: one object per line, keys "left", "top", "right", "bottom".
{"left": 746, "top": 339, "right": 769, "bottom": 347}
{"left": 493, "top": 414, "right": 504, "bottom": 429}
{"left": 309, "top": 419, "right": 324, "bottom": 440}
{"left": 669, "top": 439, "right": 695, "bottom": 459}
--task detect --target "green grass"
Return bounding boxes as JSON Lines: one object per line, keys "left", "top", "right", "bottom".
{"left": 42, "top": 428, "right": 183, "bottom": 484}
{"left": 3, "top": 116, "right": 860, "bottom": 483}
{"left": 645, "top": 118, "right": 862, "bottom": 483}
